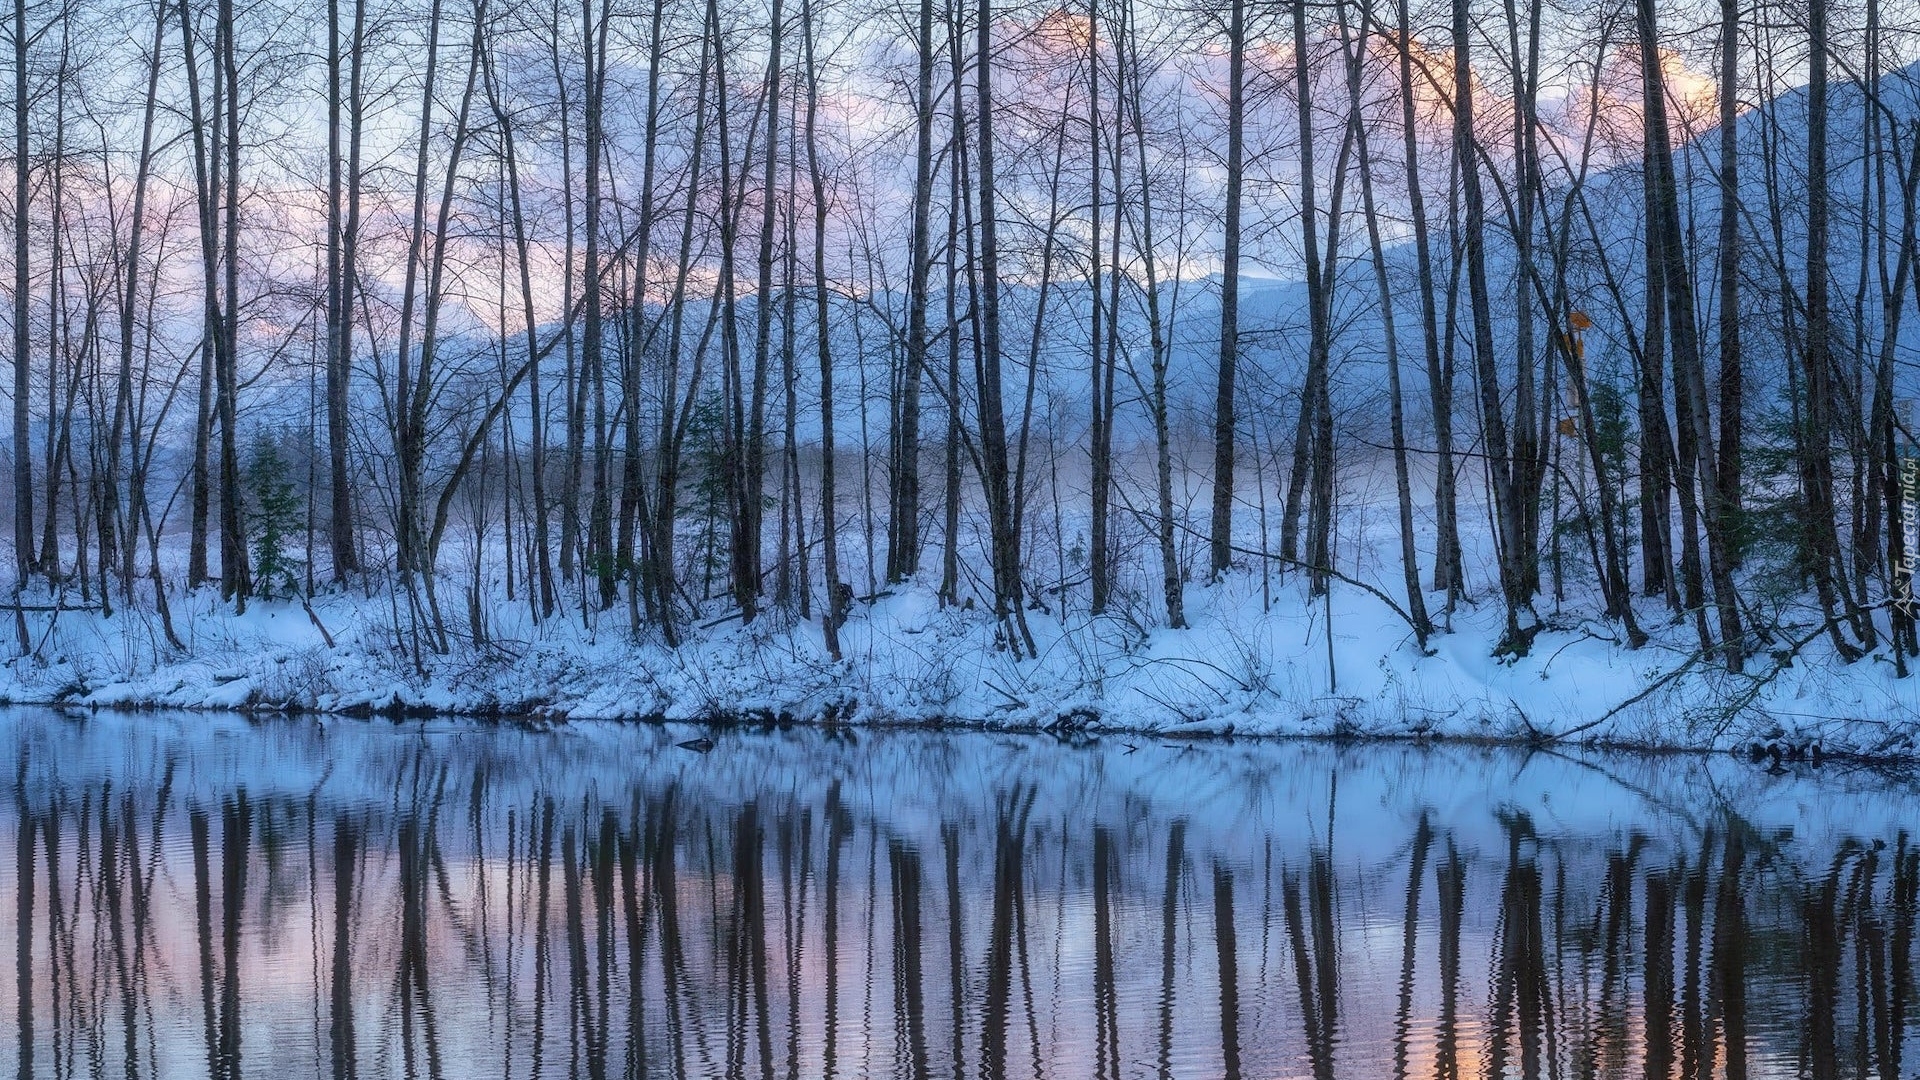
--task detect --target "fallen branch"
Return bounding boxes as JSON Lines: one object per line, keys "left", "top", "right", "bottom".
{"left": 303, "top": 598, "right": 337, "bottom": 649}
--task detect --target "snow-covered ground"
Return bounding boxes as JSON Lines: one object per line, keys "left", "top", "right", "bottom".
{"left": 4, "top": 507, "right": 1914, "bottom": 757}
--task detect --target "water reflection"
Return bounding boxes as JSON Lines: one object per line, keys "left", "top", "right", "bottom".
{"left": 2, "top": 711, "right": 1917, "bottom": 1079}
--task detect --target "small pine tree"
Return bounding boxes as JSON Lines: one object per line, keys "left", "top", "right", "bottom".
{"left": 1590, "top": 373, "right": 1635, "bottom": 563}
{"left": 681, "top": 391, "right": 731, "bottom": 597}
{"left": 248, "top": 433, "right": 304, "bottom": 598}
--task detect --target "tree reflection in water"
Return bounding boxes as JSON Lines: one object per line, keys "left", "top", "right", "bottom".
{"left": 2, "top": 713, "right": 1917, "bottom": 1079}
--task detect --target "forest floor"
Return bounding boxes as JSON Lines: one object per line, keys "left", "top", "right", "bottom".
{"left": 3, "top": 528, "right": 1914, "bottom": 758}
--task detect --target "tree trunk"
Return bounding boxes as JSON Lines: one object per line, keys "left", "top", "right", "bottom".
{"left": 1801, "top": 0, "right": 1864, "bottom": 660}
{"left": 974, "top": 0, "right": 1034, "bottom": 655}
{"left": 744, "top": 0, "right": 785, "bottom": 622}
{"left": 938, "top": 0, "right": 965, "bottom": 607}
{"left": 217, "top": 0, "right": 248, "bottom": 607}
{"left": 11, "top": 0, "right": 29, "bottom": 602}
{"left": 1638, "top": 0, "right": 1741, "bottom": 668}
{"left": 1342, "top": 0, "right": 1428, "bottom": 647}
{"left": 1454, "top": 0, "right": 1531, "bottom": 649}
{"left": 617, "top": 0, "right": 666, "bottom": 630}
{"left": 1715, "top": 0, "right": 1741, "bottom": 527}
{"left": 1087, "top": 0, "right": 1117, "bottom": 616}
{"left": 1114, "top": 0, "right": 1183, "bottom": 629}
{"left": 325, "top": 0, "right": 359, "bottom": 580}
{"left": 887, "top": 0, "right": 935, "bottom": 585}
{"left": 583, "top": 0, "right": 615, "bottom": 609}
{"left": 801, "top": 0, "right": 841, "bottom": 658}
{"left": 178, "top": 0, "right": 217, "bottom": 591}
{"left": 1395, "top": 0, "right": 1461, "bottom": 601}
{"left": 1207, "top": 0, "right": 1244, "bottom": 581}
{"left": 106, "top": 3, "right": 168, "bottom": 604}
{"left": 647, "top": 0, "right": 719, "bottom": 642}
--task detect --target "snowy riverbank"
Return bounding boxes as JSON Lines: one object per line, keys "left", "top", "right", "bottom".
{"left": 4, "top": 561, "right": 1915, "bottom": 757}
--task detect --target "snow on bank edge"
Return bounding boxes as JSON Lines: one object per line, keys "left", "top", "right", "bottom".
{"left": 4, "top": 568, "right": 1915, "bottom": 756}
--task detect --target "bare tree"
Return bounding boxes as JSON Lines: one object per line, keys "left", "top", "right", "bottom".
{"left": 1206, "top": 0, "right": 1243, "bottom": 581}
{"left": 887, "top": 0, "right": 935, "bottom": 586}
{"left": 1801, "top": 0, "right": 1865, "bottom": 660}
{"left": 1340, "top": 0, "right": 1427, "bottom": 647}
{"left": 11, "top": 0, "right": 33, "bottom": 625}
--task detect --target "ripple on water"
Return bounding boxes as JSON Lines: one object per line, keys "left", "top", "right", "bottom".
{"left": 1, "top": 709, "right": 1916, "bottom": 1080}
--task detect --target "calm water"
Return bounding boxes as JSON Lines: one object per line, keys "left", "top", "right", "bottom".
{"left": 1, "top": 710, "right": 1915, "bottom": 1079}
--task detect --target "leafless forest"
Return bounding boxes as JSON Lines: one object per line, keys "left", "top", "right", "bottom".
{"left": 4, "top": 0, "right": 1917, "bottom": 679}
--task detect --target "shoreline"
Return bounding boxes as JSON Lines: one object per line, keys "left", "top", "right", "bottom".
{"left": 7, "top": 570, "right": 1916, "bottom": 761}
{"left": 8, "top": 690, "right": 1916, "bottom": 772}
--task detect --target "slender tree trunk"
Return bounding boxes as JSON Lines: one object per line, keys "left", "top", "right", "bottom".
{"left": 713, "top": 0, "right": 757, "bottom": 624}
{"left": 179, "top": 0, "right": 217, "bottom": 591}
{"left": 408, "top": 0, "right": 486, "bottom": 619}
{"left": 1342, "top": 0, "right": 1428, "bottom": 647}
{"left": 1637, "top": 163, "right": 1676, "bottom": 606}
{"left": 741, "top": 0, "right": 784, "bottom": 622}
{"left": 553, "top": 0, "right": 580, "bottom": 588}
{"left": 1801, "top": 0, "right": 1864, "bottom": 659}
{"left": 801, "top": 0, "right": 841, "bottom": 658}
{"left": 216, "top": 0, "right": 248, "bottom": 606}
{"left": 483, "top": 11, "right": 552, "bottom": 621}
{"left": 1278, "top": 0, "right": 1317, "bottom": 568}
{"left": 11, "top": 0, "right": 30, "bottom": 603}
{"left": 1504, "top": 0, "right": 1547, "bottom": 600}
{"left": 1284, "top": 0, "right": 1349, "bottom": 596}
{"left": 582, "top": 0, "right": 615, "bottom": 608}
{"left": 887, "top": 0, "right": 935, "bottom": 585}
{"left": 781, "top": 185, "right": 809, "bottom": 618}
{"left": 618, "top": 0, "right": 667, "bottom": 631}
{"left": 974, "top": 0, "right": 1034, "bottom": 655}
{"left": 1454, "top": 0, "right": 1531, "bottom": 649}
{"left": 342, "top": 0, "right": 370, "bottom": 575}
{"left": 1115, "top": 0, "right": 1183, "bottom": 629}
{"left": 325, "top": 0, "right": 358, "bottom": 580}
{"left": 1395, "top": 0, "right": 1461, "bottom": 601}
{"left": 1638, "top": 0, "right": 1741, "bottom": 668}
{"left": 1716, "top": 0, "right": 1742, "bottom": 528}
{"left": 938, "top": 0, "right": 964, "bottom": 607}
{"left": 107, "top": 3, "right": 168, "bottom": 605}
{"left": 648, "top": 0, "right": 718, "bottom": 642}
{"left": 40, "top": 25, "right": 65, "bottom": 583}
{"left": 1087, "top": 0, "right": 1116, "bottom": 615}
{"left": 1207, "top": 0, "right": 1244, "bottom": 580}
{"left": 393, "top": 0, "right": 446, "bottom": 580}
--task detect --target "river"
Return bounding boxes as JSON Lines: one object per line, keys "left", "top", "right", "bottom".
{"left": 1, "top": 709, "right": 1913, "bottom": 1078}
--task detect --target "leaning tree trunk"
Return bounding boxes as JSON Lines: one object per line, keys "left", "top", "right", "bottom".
{"left": 1342, "top": 0, "right": 1429, "bottom": 647}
